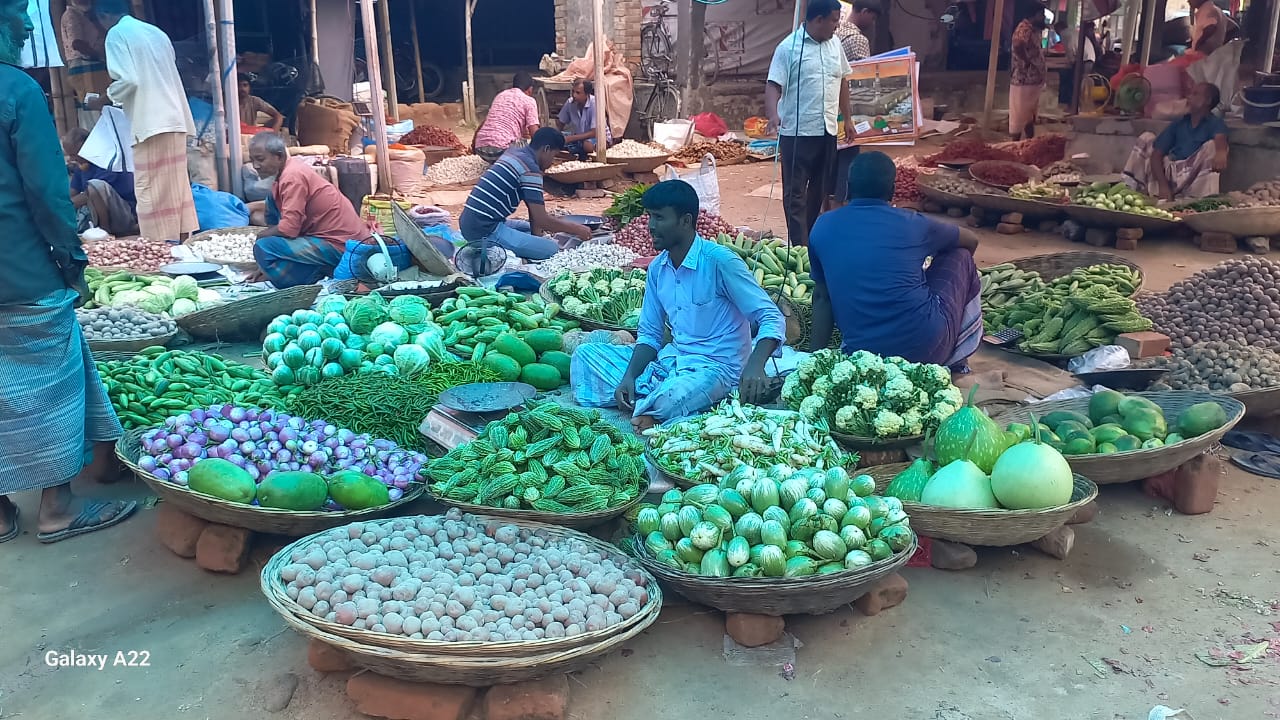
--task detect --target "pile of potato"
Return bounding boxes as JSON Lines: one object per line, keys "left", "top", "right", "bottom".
{"left": 77, "top": 307, "right": 177, "bottom": 341}
{"left": 1136, "top": 257, "right": 1280, "bottom": 347}
{"left": 1225, "top": 179, "right": 1280, "bottom": 208}
{"left": 1143, "top": 340, "right": 1280, "bottom": 393}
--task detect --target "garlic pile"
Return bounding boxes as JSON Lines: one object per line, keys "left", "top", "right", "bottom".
{"left": 191, "top": 232, "right": 257, "bottom": 263}
{"left": 535, "top": 243, "right": 639, "bottom": 276}
{"left": 607, "top": 140, "right": 668, "bottom": 159}
{"left": 547, "top": 161, "right": 609, "bottom": 174}
{"left": 423, "top": 156, "right": 492, "bottom": 186}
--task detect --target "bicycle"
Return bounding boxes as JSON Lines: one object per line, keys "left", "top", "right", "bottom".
{"left": 641, "top": 0, "right": 720, "bottom": 87}
{"left": 635, "top": 64, "right": 682, "bottom": 141}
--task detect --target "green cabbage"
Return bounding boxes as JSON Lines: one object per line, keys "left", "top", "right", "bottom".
{"left": 342, "top": 295, "right": 389, "bottom": 334}
{"left": 171, "top": 298, "right": 198, "bottom": 315}
{"left": 110, "top": 290, "right": 146, "bottom": 307}
{"left": 388, "top": 295, "right": 430, "bottom": 325}
{"left": 196, "top": 288, "right": 222, "bottom": 303}
{"left": 170, "top": 275, "right": 200, "bottom": 301}
{"left": 414, "top": 327, "right": 452, "bottom": 363}
{"left": 317, "top": 294, "right": 348, "bottom": 315}
{"left": 136, "top": 288, "right": 174, "bottom": 314}
{"left": 369, "top": 321, "right": 410, "bottom": 347}
{"left": 392, "top": 344, "right": 431, "bottom": 377}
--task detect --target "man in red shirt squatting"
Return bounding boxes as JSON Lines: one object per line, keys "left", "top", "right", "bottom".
{"left": 247, "top": 132, "right": 373, "bottom": 287}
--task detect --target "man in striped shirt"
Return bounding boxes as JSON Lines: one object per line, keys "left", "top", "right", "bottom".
{"left": 458, "top": 128, "right": 592, "bottom": 269}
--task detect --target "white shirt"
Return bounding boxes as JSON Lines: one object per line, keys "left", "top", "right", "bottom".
{"left": 20, "top": 0, "right": 63, "bottom": 69}
{"left": 1059, "top": 27, "right": 1096, "bottom": 63}
{"left": 105, "top": 15, "right": 196, "bottom": 144}
{"left": 767, "top": 26, "right": 852, "bottom": 137}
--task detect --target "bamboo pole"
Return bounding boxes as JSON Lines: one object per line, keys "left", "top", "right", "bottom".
{"left": 591, "top": 0, "right": 607, "bottom": 161}
{"left": 1264, "top": 0, "right": 1280, "bottom": 73}
{"left": 50, "top": 68, "right": 69, "bottom": 137}
{"left": 309, "top": 0, "right": 319, "bottom": 69}
{"left": 464, "top": 0, "right": 477, "bottom": 124}
{"left": 217, "top": 0, "right": 243, "bottom": 197}
{"left": 377, "top": 0, "right": 399, "bottom": 121}
{"left": 360, "top": 0, "right": 393, "bottom": 192}
{"left": 1070, "top": 0, "right": 1087, "bottom": 114}
{"left": 409, "top": 0, "right": 425, "bottom": 103}
{"left": 1120, "top": 0, "right": 1139, "bottom": 63}
{"left": 204, "top": 0, "right": 229, "bottom": 192}
{"left": 1139, "top": 0, "right": 1157, "bottom": 66}
{"left": 982, "top": 0, "right": 1008, "bottom": 131}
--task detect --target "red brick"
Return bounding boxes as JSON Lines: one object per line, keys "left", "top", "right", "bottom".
{"left": 482, "top": 676, "right": 569, "bottom": 720}
{"left": 1173, "top": 453, "right": 1222, "bottom": 515}
{"left": 929, "top": 540, "right": 977, "bottom": 570}
{"left": 1115, "top": 331, "right": 1171, "bottom": 359}
{"left": 725, "top": 613, "right": 786, "bottom": 647}
{"left": 1142, "top": 469, "right": 1178, "bottom": 501}
{"left": 1030, "top": 525, "right": 1075, "bottom": 560}
{"left": 1000, "top": 212, "right": 1023, "bottom": 224}
{"left": 1115, "top": 227, "right": 1144, "bottom": 240}
{"left": 195, "top": 523, "right": 253, "bottom": 574}
{"left": 1199, "top": 232, "right": 1238, "bottom": 254}
{"left": 346, "top": 673, "right": 477, "bottom": 720}
{"left": 307, "top": 639, "right": 354, "bottom": 673}
{"left": 1114, "top": 235, "right": 1139, "bottom": 251}
{"left": 996, "top": 222, "right": 1024, "bottom": 234}
{"left": 854, "top": 573, "right": 909, "bottom": 616}
{"left": 154, "top": 503, "right": 209, "bottom": 558}
{"left": 1067, "top": 500, "right": 1099, "bottom": 525}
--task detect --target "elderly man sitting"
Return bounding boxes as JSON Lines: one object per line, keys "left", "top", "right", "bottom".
{"left": 1123, "top": 82, "right": 1229, "bottom": 201}
{"left": 246, "top": 132, "right": 373, "bottom": 287}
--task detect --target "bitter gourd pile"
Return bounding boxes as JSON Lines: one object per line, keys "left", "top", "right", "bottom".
{"left": 988, "top": 283, "right": 1153, "bottom": 356}
{"left": 427, "top": 401, "right": 647, "bottom": 514}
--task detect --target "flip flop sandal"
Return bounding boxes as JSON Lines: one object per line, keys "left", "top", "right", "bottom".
{"left": 1221, "top": 430, "right": 1280, "bottom": 454}
{"left": 0, "top": 504, "right": 18, "bottom": 544}
{"left": 36, "top": 499, "right": 138, "bottom": 544}
{"left": 1229, "top": 452, "right": 1280, "bottom": 480}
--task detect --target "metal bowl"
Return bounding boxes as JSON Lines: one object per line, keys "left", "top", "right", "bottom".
{"left": 560, "top": 214, "right": 605, "bottom": 230}
{"left": 159, "top": 262, "right": 222, "bottom": 278}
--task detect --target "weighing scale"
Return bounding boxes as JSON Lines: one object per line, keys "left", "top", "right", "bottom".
{"left": 418, "top": 382, "right": 538, "bottom": 450}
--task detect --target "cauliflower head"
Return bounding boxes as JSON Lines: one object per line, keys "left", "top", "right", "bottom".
{"left": 873, "top": 409, "right": 905, "bottom": 438}
{"left": 901, "top": 408, "right": 924, "bottom": 436}
{"left": 852, "top": 384, "right": 879, "bottom": 410}
{"left": 797, "top": 355, "right": 820, "bottom": 383}
{"left": 830, "top": 360, "right": 856, "bottom": 387}
{"left": 834, "top": 405, "right": 863, "bottom": 433}
{"left": 811, "top": 374, "right": 835, "bottom": 398}
{"left": 933, "top": 386, "right": 963, "bottom": 408}
{"left": 883, "top": 374, "right": 916, "bottom": 402}
{"left": 799, "top": 395, "right": 826, "bottom": 422}
{"left": 782, "top": 372, "right": 807, "bottom": 406}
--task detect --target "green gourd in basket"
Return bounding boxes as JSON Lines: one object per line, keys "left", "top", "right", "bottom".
{"left": 932, "top": 384, "right": 1012, "bottom": 473}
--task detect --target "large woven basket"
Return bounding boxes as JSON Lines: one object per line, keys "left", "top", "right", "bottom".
{"left": 537, "top": 282, "right": 636, "bottom": 333}
{"left": 1229, "top": 386, "right": 1280, "bottom": 418}
{"left": 87, "top": 330, "right": 178, "bottom": 354}
{"left": 830, "top": 430, "right": 924, "bottom": 453}
{"left": 175, "top": 284, "right": 322, "bottom": 341}
{"left": 260, "top": 516, "right": 663, "bottom": 664}
{"left": 992, "top": 391, "right": 1245, "bottom": 484}
{"left": 607, "top": 154, "right": 669, "bottom": 174}
{"left": 1062, "top": 203, "right": 1183, "bottom": 233}
{"left": 1009, "top": 251, "right": 1144, "bottom": 295}
{"left": 862, "top": 464, "right": 1098, "bottom": 546}
{"left": 425, "top": 487, "right": 646, "bottom": 530}
{"left": 1178, "top": 206, "right": 1280, "bottom": 237}
{"left": 633, "top": 538, "right": 915, "bottom": 616}
{"left": 116, "top": 432, "right": 425, "bottom": 535}
{"left": 544, "top": 164, "right": 623, "bottom": 185}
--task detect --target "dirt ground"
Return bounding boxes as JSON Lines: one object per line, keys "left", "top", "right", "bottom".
{"left": 1, "top": 160, "right": 1278, "bottom": 720}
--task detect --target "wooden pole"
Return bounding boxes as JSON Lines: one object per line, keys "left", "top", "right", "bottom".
{"left": 377, "top": 0, "right": 399, "bottom": 121}
{"left": 464, "top": 0, "right": 477, "bottom": 124}
{"left": 309, "top": 0, "right": 320, "bottom": 69}
{"left": 690, "top": 0, "right": 706, "bottom": 90}
{"left": 1139, "top": 0, "right": 1157, "bottom": 66}
{"left": 1120, "top": 0, "right": 1139, "bottom": 63}
{"left": 409, "top": 0, "right": 425, "bottom": 102}
{"left": 982, "top": 0, "right": 1008, "bottom": 131}
{"left": 217, "top": 0, "right": 243, "bottom": 197}
{"left": 1070, "top": 0, "right": 1087, "bottom": 114}
{"left": 591, "top": 0, "right": 607, "bottom": 161}
{"left": 204, "top": 0, "right": 230, "bottom": 192}
{"left": 793, "top": 0, "right": 803, "bottom": 30}
{"left": 1264, "top": 0, "right": 1280, "bottom": 73}
{"left": 360, "top": 0, "right": 393, "bottom": 192}
{"left": 49, "top": 68, "right": 69, "bottom": 137}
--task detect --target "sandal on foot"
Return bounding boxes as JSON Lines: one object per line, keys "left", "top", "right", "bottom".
{"left": 0, "top": 503, "right": 18, "bottom": 544}
{"left": 1222, "top": 430, "right": 1280, "bottom": 454}
{"left": 1229, "top": 452, "right": 1280, "bottom": 480}
{"left": 36, "top": 499, "right": 138, "bottom": 544}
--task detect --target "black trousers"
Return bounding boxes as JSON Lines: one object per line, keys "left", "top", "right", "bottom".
{"left": 779, "top": 133, "right": 835, "bottom": 246}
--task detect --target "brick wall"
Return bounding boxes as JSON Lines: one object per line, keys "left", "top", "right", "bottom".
{"left": 555, "top": 0, "right": 644, "bottom": 69}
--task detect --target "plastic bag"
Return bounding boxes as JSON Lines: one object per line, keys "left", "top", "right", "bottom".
{"left": 1148, "top": 707, "right": 1193, "bottom": 720}
{"left": 653, "top": 119, "right": 694, "bottom": 151}
{"left": 191, "top": 183, "right": 249, "bottom": 232}
{"left": 1068, "top": 345, "right": 1132, "bottom": 373}
{"left": 691, "top": 112, "right": 728, "bottom": 139}
{"left": 664, "top": 154, "right": 721, "bottom": 216}
{"left": 333, "top": 238, "right": 414, "bottom": 281}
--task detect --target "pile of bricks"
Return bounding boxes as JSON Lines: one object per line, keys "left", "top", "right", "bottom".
{"left": 154, "top": 504, "right": 259, "bottom": 574}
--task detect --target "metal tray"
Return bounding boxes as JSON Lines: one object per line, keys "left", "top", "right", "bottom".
{"left": 159, "top": 262, "right": 222, "bottom": 278}
{"left": 437, "top": 382, "right": 537, "bottom": 414}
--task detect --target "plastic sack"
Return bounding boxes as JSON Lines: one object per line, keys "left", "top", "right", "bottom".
{"left": 191, "top": 183, "right": 249, "bottom": 232}
{"left": 1067, "top": 345, "right": 1132, "bottom": 374}
{"left": 1148, "top": 708, "right": 1193, "bottom": 720}
{"left": 652, "top": 119, "right": 694, "bottom": 151}
{"left": 691, "top": 112, "right": 728, "bottom": 139}
{"left": 570, "top": 342, "right": 633, "bottom": 408}
{"left": 333, "top": 237, "right": 414, "bottom": 281}
{"left": 664, "top": 154, "right": 721, "bottom": 216}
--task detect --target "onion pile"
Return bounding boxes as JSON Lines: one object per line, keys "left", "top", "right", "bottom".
{"left": 279, "top": 510, "right": 653, "bottom": 640}
{"left": 892, "top": 165, "right": 921, "bottom": 203}
{"left": 86, "top": 238, "right": 174, "bottom": 271}
{"left": 138, "top": 405, "right": 428, "bottom": 502}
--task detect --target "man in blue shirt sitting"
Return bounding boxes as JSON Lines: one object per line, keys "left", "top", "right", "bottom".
{"left": 457, "top": 127, "right": 591, "bottom": 274}
{"left": 1123, "top": 82, "right": 1229, "bottom": 201}
{"left": 62, "top": 128, "right": 137, "bottom": 236}
{"left": 571, "top": 180, "right": 786, "bottom": 432}
{"left": 808, "top": 151, "right": 983, "bottom": 372}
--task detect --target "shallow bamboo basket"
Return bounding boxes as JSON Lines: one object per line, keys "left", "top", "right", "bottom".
{"left": 87, "top": 330, "right": 178, "bottom": 354}
{"left": 425, "top": 487, "right": 646, "bottom": 530}
{"left": 1229, "top": 386, "right": 1280, "bottom": 418}
{"left": 176, "top": 284, "right": 322, "bottom": 341}
{"left": 1009, "top": 251, "right": 1144, "bottom": 295}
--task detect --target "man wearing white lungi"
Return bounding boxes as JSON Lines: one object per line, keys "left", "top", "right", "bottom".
{"left": 93, "top": 0, "right": 196, "bottom": 241}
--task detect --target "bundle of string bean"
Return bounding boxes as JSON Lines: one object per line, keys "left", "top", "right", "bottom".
{"left": 287, "top": 362, "right": 499, "bottom": 450}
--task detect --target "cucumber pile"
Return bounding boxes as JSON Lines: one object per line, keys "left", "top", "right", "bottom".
{"left": 714, "top": 233, "right": 814, "bottom": 302}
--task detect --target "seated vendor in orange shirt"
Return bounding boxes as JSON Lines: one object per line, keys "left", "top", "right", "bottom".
{"left": 246, "top": 132, "right": 373, "bottom": 287}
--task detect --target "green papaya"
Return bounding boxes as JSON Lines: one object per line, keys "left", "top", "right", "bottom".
{"left": 1055, "top": 420, "right": 1092, "bottom": 439}
{"left": 327, "top": 471, "right": 391, "bottom": 510}
{"left": 1062, "top": 435, "right": 1096, "bottom": 455}
{"left": 1164, "top": 432, "right": 1185, "bottom": 445}
{"left": 257, "top": 471, "right": 329, "bottom": 510}
{"left": 1100, "top": 414, "right": 1123, "bottom": 425}
{"left": 1142, "top": 438, "right": 1165, "bottom": 449}
{"left": 1097, "top": 442, "right": 1118, "bottom": 454}
{"left": 1112, "top": 434, "right": 1143, "bottom": 452}
{"left": 1088, "top": 390, "right": 1125, "bottom": 425}
{"left": 1175, "top": 402, "right": 1228, "bottom": 438}
{"left": 1118, "top": 395, "right": 1161, "bottom": 418}
{"left": 188, "top": 458, "right": 256, "bottom": 504}
{"left": 1121, "top": 407, "right": 1167, "bottom": 441}
{"left": 1043, "top": 410, "right": 1093, "bottom": 430}
{"left": 1090, "top": 423, "right": 1128, "bottom": 444}
{"left": 1006, "top": 422, "right": 1033, "bottom": 443}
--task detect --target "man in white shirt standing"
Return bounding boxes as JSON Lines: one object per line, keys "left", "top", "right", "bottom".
{"left": 765, "top": 0, "right": 854, "bottom": 247}
{"left": 92, "top": 0, "right": 196, "bottom": 241}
